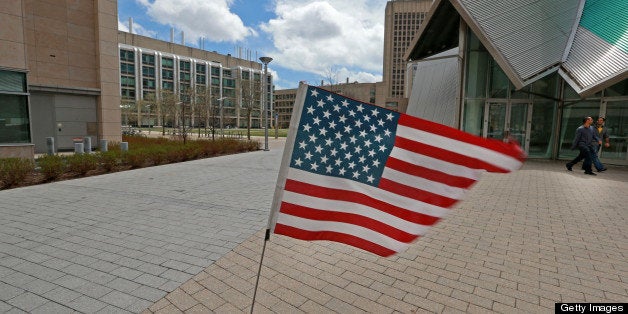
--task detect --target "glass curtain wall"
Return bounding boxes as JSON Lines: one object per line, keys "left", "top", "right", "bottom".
{"left": 462, "top": 31, "right": 558, "bottom": 157}
{"left": 559, "top": 80, "right": 628, "bottom": 164}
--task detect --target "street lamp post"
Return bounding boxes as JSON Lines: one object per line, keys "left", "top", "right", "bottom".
{"left": 259, "top": 56, "right": 272, "bottom": 151}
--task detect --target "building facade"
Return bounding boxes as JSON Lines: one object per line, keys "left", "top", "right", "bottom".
{"left": 0, "top": 0, "right": 120, "bottom": 157}
{"left": 118, "top": 32, "right": 272, "bottom": 132}
{"left": 274, "top": 81, "right": 384, "bottom": 129}
{"left": 381, "top": 0, "right": 433, "bottom": 112}
{"left": 405, "top": 0, "right": 627, "bottom": 165}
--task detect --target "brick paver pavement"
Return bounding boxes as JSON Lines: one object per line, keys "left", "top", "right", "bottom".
{"left": 1, "top": 138, "right": 626, "bottom": 313}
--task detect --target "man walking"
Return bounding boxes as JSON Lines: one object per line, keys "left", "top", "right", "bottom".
{"left": 566, "top": 116, "right": 597, "bottom": 175}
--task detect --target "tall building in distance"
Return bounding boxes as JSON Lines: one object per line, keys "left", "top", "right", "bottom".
{"left": 382, "top": 0, "right": 433, "bottom": 112}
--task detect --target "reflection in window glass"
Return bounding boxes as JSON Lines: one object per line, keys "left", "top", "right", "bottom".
{"left": 531, "top": 73, "right": 559, "bottom": 99}
{"left": 601, "top": 100, "right": 628, "bottom": 161}
{"left": 605, "top": 80, "right": 628, "bottom": 97}
{"left": 462, "top": 99, "right": 484, "bottom": 136}
{"left": 0, "top": 94, "right": 30, "bottom": 143}
{"left": 529, "top": 100, "right": 556, "bottom": 158}
{"left": 558, "top": 101, "right": 600, "bottom": 159}
{"left": 490, "top": 62, "right": 508, "bottom": 98}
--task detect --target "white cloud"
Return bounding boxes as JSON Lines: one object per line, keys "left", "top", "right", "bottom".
{"left": 261, "top": 0, "right": 386, "bottom": 79}
{"left": 118, "top": 19, "right": 158, "bottom": 38}
{"left": 138, "top": 0, "right": 256, "bottom": 43}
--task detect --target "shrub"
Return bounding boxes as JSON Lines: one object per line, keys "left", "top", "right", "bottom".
{"left": 66, "top": 153, "right": 99, "bottom": 175}
{"left": 147, "top": 146, "right": 168, "bottom": 165}
{"left": 123, "top": 149, "right": 150, "bottom": 168}
{"left": 2, "top": 134, "right": 263, "bottom": 190}
{"left": 37, "top": 154, "right": 66, "bottom": 181}
{"left": 0, "top": 158, "right": 35, "bottom": 188}
{"left": 98, "top": 151, "right": 120, "bottom": 171}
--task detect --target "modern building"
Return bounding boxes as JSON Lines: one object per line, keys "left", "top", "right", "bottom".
{"left": 404, "top": 0, "right": 627, "bottom": 165}
{"left": 0, "top": 0, "right": 120, "bottom": 158}
{"left": 274, "top": 88, "right": 297, "bottom": 129}
{"left": 274, "top": 80, "right": 384, "bottom": 129}
{"left": 117, "top": 32, "right": 272, "bottom": 132}
{"left": 381, "top": 0, "right": 433, "bottom": 112}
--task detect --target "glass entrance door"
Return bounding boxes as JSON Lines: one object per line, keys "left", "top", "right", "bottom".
{"left": 484, "top": 102, "right": 532, "bottom": 152}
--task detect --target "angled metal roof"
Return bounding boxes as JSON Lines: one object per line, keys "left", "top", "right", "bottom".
{"left": 406, "top": 0, "right": 627, "bottom": 96}
{"left": 560, "top": 0, "right": 628, "bottom": 96}
{"left": 450, "top": 0, "right": 582, "bottom": 89}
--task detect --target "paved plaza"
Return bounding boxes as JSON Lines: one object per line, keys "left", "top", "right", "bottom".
{"left": 1, "top": 138, "right": 626, "bottom": 313}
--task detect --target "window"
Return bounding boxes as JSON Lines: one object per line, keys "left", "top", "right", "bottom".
{"left": 211, "top": 77, "right": 220, "bottom": 86}
{"left": 120, "top": 50, "right": 134, "bottom": 62}
{"left": 211, "top": 66, "right": 220, "bottom": 76}
{"left": 242, "top": 71, "right": 250, "bottom": 80}
{"left": 162, "top": 69, "right": 173, "bottom": 79}
{"left": 162, "top": 81, "right": 174, "bottom": 90}
{"left": 142, "top": 53, "right": 155, "bottom": 65}
{"left": 142, "top": 66, "right": 155, "bottom": 77}
{"left": 143, "top": 78, "right": 156, "bottom": 88}
{"left": 180, "top": 60, "right": 191, "bottom": 71}
{"left": 121, "top": 76, "right": 135, "bottom": 87}
{"left": 0, "top": 70, "right": 30, "bottom": 143}
{"left": 222, "top": 88, "right": 235, "bottom": 97}
{"left": 196, "top": 75, "right": 206, "bottom": 85}
{"left": 196, "top": 64, "right": 206, "bottom": 74}
{"left": 222, "top": 78, "right": 235, "bottom": 87}
{"left": 121, "top": 88, "right": 135, "bottom": 99}
{"left": 162, "top": 57, "right": 174, "bottom": 68}
{"left": 121, "top": 63, "right": 134, "bottom": 74}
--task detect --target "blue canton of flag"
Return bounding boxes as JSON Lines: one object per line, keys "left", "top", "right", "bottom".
{"left": 290, "top": 88, "right": 400, "bottom": 186}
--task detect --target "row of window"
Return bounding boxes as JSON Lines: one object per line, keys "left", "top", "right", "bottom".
{"left": 393, "top": 12, "right": 426, "bottom": 23}
{"left": 123, "top": 50, "right": 247, "bottom": 79}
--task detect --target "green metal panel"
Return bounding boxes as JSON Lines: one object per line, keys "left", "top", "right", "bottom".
{"left": 580, "top": 0, "right": 628, "bottom": 53}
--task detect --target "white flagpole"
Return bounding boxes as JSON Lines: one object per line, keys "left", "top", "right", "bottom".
{"left": 251, "top": 83, "right": 309, "bottom": 313}
{"left": 266, "top": 82, "right": 309, "bottom": 232}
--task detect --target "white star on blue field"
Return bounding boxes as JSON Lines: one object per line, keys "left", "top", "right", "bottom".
{"left": 290, "top": 87, "right": 400, "bottom": 186}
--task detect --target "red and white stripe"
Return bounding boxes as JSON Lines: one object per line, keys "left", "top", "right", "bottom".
{"left": 273, "top": 111, "right": 525, "bottom": 257}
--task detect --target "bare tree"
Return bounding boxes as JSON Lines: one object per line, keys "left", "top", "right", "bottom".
{"left": 159, "top": 90, "right": 177, "bottom": 136}
{"left": 323, "top": 66, "right": 340, "bottom": 90}
{"left": 178, "top": 85, "right": 194, "bottom": 144}
{"left": 120, "top": 100, "right": 135, "bottom": 127}
{"left": 138, "top": 92, "right": 156, "bottom": 132}
{"left": 240, "top": 75, "right": 261, "bottom": 140}
{"left": 194, "top": 86, "right": 214, "bottom": 138}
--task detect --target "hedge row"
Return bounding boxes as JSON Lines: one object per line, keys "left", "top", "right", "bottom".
{"left": 0, "top": 137, "right": 260, "bottom": 189}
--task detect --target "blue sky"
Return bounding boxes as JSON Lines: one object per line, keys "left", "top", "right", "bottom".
{"left": 117, "top": 0, "right": 388, "bottom": 90}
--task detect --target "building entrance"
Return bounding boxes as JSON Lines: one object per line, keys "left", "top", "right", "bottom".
{"left": 484, "top": 102, "right": 532, "bottom": 153}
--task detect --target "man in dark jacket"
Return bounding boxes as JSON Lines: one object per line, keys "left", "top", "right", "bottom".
{"left": 566, "top": 116, "right": 597, "bottom": 175}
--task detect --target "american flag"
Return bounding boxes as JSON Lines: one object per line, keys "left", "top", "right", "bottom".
{"left": 268, "top": 85, "right": 525, "bottom": 257}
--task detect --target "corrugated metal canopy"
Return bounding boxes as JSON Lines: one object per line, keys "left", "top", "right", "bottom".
{"left": 560, "top": 0, "right": 628, "bottom": 96}
{"left": 407, "top": 0, "right": 627, "bottom": 97}
{"left": 451, "top": 0, "right": 582, "bottom": 90}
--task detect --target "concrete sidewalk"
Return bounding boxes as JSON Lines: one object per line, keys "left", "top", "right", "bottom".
{"left": 1, "top": 138, "right": 627, "bottom": 313}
